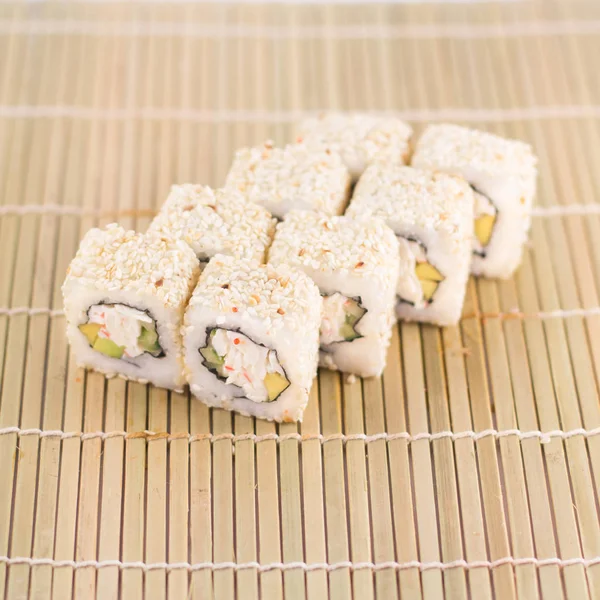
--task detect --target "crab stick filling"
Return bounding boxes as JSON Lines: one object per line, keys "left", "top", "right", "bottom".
{"left": 200, "top": 328, "right": 290, "bottom": 403}
{"left": 79, "top": 303, "right": 163, "bottom": 360}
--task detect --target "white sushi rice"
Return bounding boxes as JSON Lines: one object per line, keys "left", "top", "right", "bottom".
{"left": 183, "top": 255, "right": 322, "bottom": 423}
{"left": 411, "top": 124, "right": 538, "bottom": 279}
{"left": 268, "top": 211, "right": 400, "bottom": 378}
{"left": 348, "top": 165, "right": 474, "bottom": 326}
{"left": 148, "top": 184, "right": 276, "bottom": 264}
{"left": 297, "top": 112, "right": 413, "bottom": 179}
{"left": 223, "top": 140, "right": 351, "bottom": 220}
{"left": 62, "top": 224, "right": 200, "bottom": 390}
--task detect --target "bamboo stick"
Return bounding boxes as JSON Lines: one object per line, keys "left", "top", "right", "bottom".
{"left": 184, "top": 6, "right": 214, "bottom": 600}
{"left": 300, "top": 387, "right": 328, "bottom": 600}
{"left": 462, "top": 9, "right": 541, "bottom": 598}
{"left": 506, "top": 18, "right": 600, "bottom": 598}
{"left": 267, "top": 7, "right": 308, "bottom": 598}
{"left": 320, "top": 371, "right": 352, "bottom": 600}
{"left": 52, "top": 24, "right": 114, "bottom": 600}
{"left": 0, "top": 28, "right": 57, "bottom": 600}
{"left": 29, "top": 17, "right": 93, "bottom": 598}
{"left": 343, "top": 375, "right": 374, "bottom": 600}
{"left": 4, "top": 24, "right": 72, "bottom": 600}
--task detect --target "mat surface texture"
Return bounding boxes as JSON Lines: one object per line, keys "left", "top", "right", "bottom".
{"left": 1, "top": 0, "right": 600, "bottom": 598}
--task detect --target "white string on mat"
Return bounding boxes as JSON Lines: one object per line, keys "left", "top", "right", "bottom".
{"left": 3, "top": 306, "right": 600, "bottom": 321}
{"left": 3, "top": 426, "right": 600, "bottom": 445}
{"left": 531, "top": 204, "right": 600, "bottom": 217}
{"left": 465, "top": 307, "right": 600, "bottom": 320}
{"left": 2, "top": 104, "right": 600, "bottom": 123}
{"left": 0, "top": 203, "right": 597, "bottom": 218}
{"left": 0, "top": 555, "right": 598, "bottom": 573}
{"left": 0, "top": 307, "right": 64, "bottom": 317}
{"left": 2, "top": 203, "right": 600, "bottom": 219}
{"left": 2, "top": 20, "right": 599, "bottom": 39}
{"left": 0, "top": 204, "right": 91, "bottom": 216}
{"left": 0, "top": 0, "right": 535, "bottom": 5}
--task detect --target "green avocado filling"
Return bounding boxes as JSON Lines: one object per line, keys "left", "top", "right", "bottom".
{"left": 92, "top": 336, "right": 125, "bottom": 359}
{"left": 340, "top": 299, "right": 366, "bottom": 342}
{"left": 138, "top": 326, "right": 162, "bottom": 355}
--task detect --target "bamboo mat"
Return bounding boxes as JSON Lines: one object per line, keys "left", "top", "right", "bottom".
{"left": 1, "top": 0, "right": 600, "bottom": 598}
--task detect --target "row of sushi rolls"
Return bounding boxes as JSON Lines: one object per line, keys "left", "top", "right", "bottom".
{"left": 63, "top": 115, "right": 538, "bottom": 423}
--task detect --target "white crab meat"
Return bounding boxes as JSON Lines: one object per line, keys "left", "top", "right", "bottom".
{"left": 210, "top": 329, "right": 286, "bottom": 403}
{"left": 320, "top": 293, "right": 349, "bottom": 345}
{"left": 88, "top": 304, "right": 154, "bottom": 358}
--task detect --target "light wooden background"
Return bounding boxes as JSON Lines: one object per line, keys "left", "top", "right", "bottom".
{"left": 1, "top": 1, "right": 600, "bottom": 599}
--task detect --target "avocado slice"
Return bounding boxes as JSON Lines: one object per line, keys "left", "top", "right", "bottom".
{"left": 415, "top": 261, "right": 444, "bottom": 282}
{"left": 264, "top": 372, "right": 290, "bottom": 402}
{"left": 475, "top": 213, "right": 496, "bottom": 247}
{"left": 138, "top": 326, "right": 161, "bottom": 355}
{"left": 93, "top": 336, "right": 125, "bottom": 359}
{"left": 339, "top": 298, "right": 366, "bottom": 341}
{"left": 79, "top": 323, "right": 102, "bottom": 345}
{"left": 200, "top": 345, "right": 224, "bottom": 370}
{"left": 420, "top": 279, "right": 440, "bottom": 303}
{"left": 414, "top": 260, "right": 444, "bottom": 303}
{"left": 340, "top": 320, "right": 361, "bottom": 342}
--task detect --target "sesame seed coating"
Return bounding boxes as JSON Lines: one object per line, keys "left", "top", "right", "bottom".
{"left": 148, "top": 184, "right": 276, "bottom": 263}
{"left": 189, "top": 254, "right": 322, "bottom": 335}
{"left": 223, "top": 141, "right": 351, "bottom": 219}
{"left": 268, "top": 211, "right": 399, "bottom": 286}
{"left": 63, "top": 224, "right": 200, "bottom": 308}
{"left": 412, "top": 124, "right": 537, "bottom": 182}
{"left": 298, "top": 112, "right": 413, "bottom": 176}
{"left": 348, "top": 165, "right": 473, "bottom": 239}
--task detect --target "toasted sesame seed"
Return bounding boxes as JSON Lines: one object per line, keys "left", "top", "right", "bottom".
{"left": 62, "top": 224, "right": 199, "bottom": 309}
{"left": 297, "top": 112, "right": 413, "bottom": 178}
{"left": 412, "top": 124, "right": 537, "bottom": 189}
{"left": 148, "top": 184, "right": 276, "bottom": 263}
{"left": 348, "top": 165, "right": 473, "bottom": 241}
{"left": 223, "top": 141, "right": 351, "bottom": 220}
{"left": 268, "top": 211, "right": 399, "bottom": 286}
{"left": 188, "top": 254, "right": 322, "bottom": 337}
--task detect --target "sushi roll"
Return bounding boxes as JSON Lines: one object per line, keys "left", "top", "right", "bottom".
{"left": 411, "top": 124, "right": 537, "bottom": 279}
{"left": 297, "top": 112, "right": 413, "bottom": 180}
{"left": 348, "top": 165, "right": 473, "bottom": 327}
{"left": 62, "top": 224, "right": 200, "bottom": 390}
{"left": 268, "top": 211, "right": 400, "bottom": 378}
{"left": 183, "top": 255, "right": 322, "bottom": 423}
{"left": 148, "top": 184, "right": 276, "bottom": 266}
{"left": 223, "top": 140, "right": 351, "bottom": 220}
